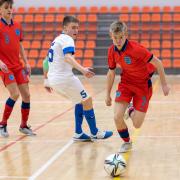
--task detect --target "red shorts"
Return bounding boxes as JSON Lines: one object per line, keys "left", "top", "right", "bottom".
{"left": 0, "top": 68, "right": 29, "bottom": 86}
{"left": 115, "top": 80, "right": 152, "bottom": 112}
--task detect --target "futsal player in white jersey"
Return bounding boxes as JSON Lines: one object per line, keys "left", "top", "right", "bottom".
{"left": 43, "top": 16, "right": 113, "bottom": 141}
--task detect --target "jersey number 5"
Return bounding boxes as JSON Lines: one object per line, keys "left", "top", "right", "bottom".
{"left": 80, "top": 90, "right": 87, "bottom": 99}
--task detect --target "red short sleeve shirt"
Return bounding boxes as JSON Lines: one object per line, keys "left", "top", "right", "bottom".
{"left": 108, "top": 40, "right": 153, "bottom": 84}
{"left": 0, "top": 18, "right": 23, "bottom": 70}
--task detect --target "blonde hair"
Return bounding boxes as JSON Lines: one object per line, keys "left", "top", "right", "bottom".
{"left": 109, "top": 21, "right": 127, "bottom": 34}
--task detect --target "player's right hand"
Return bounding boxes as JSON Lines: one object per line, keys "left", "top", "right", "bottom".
{"left": 0, "top": 61, "right": 9, "bottom": 73}
{"left": 83, "top": 67, "right": 95, "bottom": 78}
{"left": 105, "top": 96, "right": 112, "bottom": 106}
{"left": 44, "top": 79, "right": 52, "bottom": 93}
{"left": 162, "top": 84, "right": 170, "bottom": 96}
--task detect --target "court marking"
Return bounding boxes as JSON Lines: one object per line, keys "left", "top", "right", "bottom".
{"left": 29, "top": 140, "right": 73, "bottom": 180}
{"left": 2, "top": 132, "right": 180, "bottom": 145}
{"left": 0, "top": 89, "right": 105, "bottom": 179}
{"left": 0, "top": 176, "right": 28, "bottom": 179}
{"left": 0, "top": 100, "right": 180, "bottom": 104}
{"left": 114, "top": 78, "right": 159, "bottom": 180}
{"left": 0, "top": 107, "right": 73, "bottom": 152}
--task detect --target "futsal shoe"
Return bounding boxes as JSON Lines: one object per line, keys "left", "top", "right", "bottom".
{"left": 0, "top": 124, "right": 9, "bottom": 137}
{"left": 73, "top": 132, "right": 92, "bottom": 142}
{"left": 91, "top": 130, "right": 113, "bottom": 140}
{"left": 19, "top": 125, "right": 36, "bottom": 136}
{"left": 119, "top": 141, "right": 132, "bottom": 153}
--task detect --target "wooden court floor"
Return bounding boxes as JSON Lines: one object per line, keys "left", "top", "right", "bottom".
{"left": 0, "top": 75, "right": 180, "bottom": 180}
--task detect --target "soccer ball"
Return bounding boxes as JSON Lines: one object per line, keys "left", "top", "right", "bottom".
{"left": 104, "top": 153, "right": 126, "bottom": 177}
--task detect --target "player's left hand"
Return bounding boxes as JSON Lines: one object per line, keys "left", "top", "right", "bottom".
{"left": 162, "top": 84, "right": 170, "bottom": 96}
{"left": 24, "top": 62, "right": 31, "bottom": 76}
{"left": 105, "top": 95, "right": 112, "bottom": 106}
{"left": 83, "top": 67, "right": 95, "bottom": 78}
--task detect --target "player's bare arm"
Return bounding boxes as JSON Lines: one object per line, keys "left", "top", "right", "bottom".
{"left": 64, "top": 53, "right": 95, "bottom": 78}
{"left": 42, "top": 56, "right": 52, "bottom": 93}
{"left": 150, "top": 56, "right": 170, "bottom": 96}
{"left": 105, "top": 69, "right": 115, "bottom": 106}
{"left": 20, "top": 42, "right": 31, "bottom": 75}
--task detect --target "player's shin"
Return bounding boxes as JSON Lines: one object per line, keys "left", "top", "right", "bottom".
{"left": 74, "top": 103, "right": 83, "bottom": 134}
{"left": 84, "top": 108, "right": 98, "bottom": 135}
{"left": 21, "top": 101, "right": 30, "bottom": 128}
{"left": 0, "top": 98, "right": 16, "bottom": 125}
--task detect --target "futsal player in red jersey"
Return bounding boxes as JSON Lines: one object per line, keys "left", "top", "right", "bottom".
{"left": 0, "top": 0, "right": 35, "bottom": 137}
{"left": 105, "top": 21, "right": 170, "bottom": 153}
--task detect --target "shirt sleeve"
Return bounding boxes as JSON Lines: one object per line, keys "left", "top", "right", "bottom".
{"left": 108, "top": 47, "right": 116, "bottom": 69}
{"left": 61, "top": 35, "right": 75, "bottom": 55}
{"left": 138, "top": 44, "right": 153, "bottom": 63}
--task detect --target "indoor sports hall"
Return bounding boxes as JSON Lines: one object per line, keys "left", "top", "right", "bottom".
{"left": 0, "top": 0, "right": 180, "bottom": 179}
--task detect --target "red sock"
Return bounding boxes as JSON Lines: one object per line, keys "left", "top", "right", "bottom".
{"left": 0, "top": 98, "right": 16, "bottom": 125}
{"left": 21, "top": 102, "right": 30, "bottom": 128}
{"left": 118, "top": 128, "right": 130, "bottom": 142}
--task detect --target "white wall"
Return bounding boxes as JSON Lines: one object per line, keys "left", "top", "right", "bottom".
{"left": 14, "top": 0, "right": 180, "bottom": 8}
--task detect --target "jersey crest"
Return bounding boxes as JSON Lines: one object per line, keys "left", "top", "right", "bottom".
{"left": 15, "top": 29, "right": 20, "bottom": 36}
{"left": 124, "top": 56, "right": 132, "bottom": 65}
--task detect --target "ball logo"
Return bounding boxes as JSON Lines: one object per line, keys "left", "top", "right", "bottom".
{"left": 124, "top": 56, "right": 132, "bottom": 64}
{"left": 9, "top": 75, "right": 14, "bottom": 81}
{"left": 15, "top": 29, "right": 20, "bottom": 36}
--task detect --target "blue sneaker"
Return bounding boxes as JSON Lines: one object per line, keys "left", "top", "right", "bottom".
{"left": 73, "top": 132, "right": 92, "bottom": 142}
{"left": 91, "top": 130, "right": 113, "bottom": 140}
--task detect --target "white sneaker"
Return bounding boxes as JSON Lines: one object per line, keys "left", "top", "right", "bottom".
{"left": 91, "top": 130, "right": 113, "bottom": 140}
{"left": 0, "top": 125, "right": 9, "bottom": 137}
{"left": 19, "top": 125, "right": 36, "bottom": 136}
{"left": 119, "top": 141, "right": 132, "bottom": 153}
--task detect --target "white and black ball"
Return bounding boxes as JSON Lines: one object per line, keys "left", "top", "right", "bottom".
{"left": 104, "top": 153, "right": 126, "bottom": 177}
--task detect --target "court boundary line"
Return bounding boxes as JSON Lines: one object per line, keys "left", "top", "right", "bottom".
{"left": 29, "top": 140, "right": 73, "bottom": 180}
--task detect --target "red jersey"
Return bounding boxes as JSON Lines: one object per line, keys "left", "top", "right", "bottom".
{"left": 0, "top": 18, "right": 23, "bottom": 70}
{"left": 108, "top": 40, "right": 153, "bottom": 84}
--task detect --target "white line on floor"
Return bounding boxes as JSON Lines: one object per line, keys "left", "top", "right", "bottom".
{"left": 28, "top": 139, "right": 73, "bottom": 180}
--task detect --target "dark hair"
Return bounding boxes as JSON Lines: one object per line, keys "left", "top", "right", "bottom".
{"left": 0, "top": 0, "right": 13, "bottom": 6}
{"left": 62, "top": 15, "right": 79, "bottom": 26}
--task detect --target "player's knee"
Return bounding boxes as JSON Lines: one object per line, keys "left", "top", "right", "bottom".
{"left": 132, "top": 120, "right": 143, "bottom": 129}
{"left": 133, "top": 123, "right": 141, "bottom": 129}
{"left": 82, "top": 96, "right": 93, "bottom": 110}
{"left": 11, "top": 92, "right": 20, "bottom": 100}
{"left": 114, "top": 112, "right": 124, "bottom": 122}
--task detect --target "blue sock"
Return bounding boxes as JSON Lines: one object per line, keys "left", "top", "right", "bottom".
{"left": 74, "top": 104, "right": 83, "bottom": 134}
{"left": 84, "top": 108, "right": 98, "bottom": 135}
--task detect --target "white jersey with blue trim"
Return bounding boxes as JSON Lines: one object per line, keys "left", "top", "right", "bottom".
{"left": 47, "top": 34, "right": 75, "bottom": 84}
